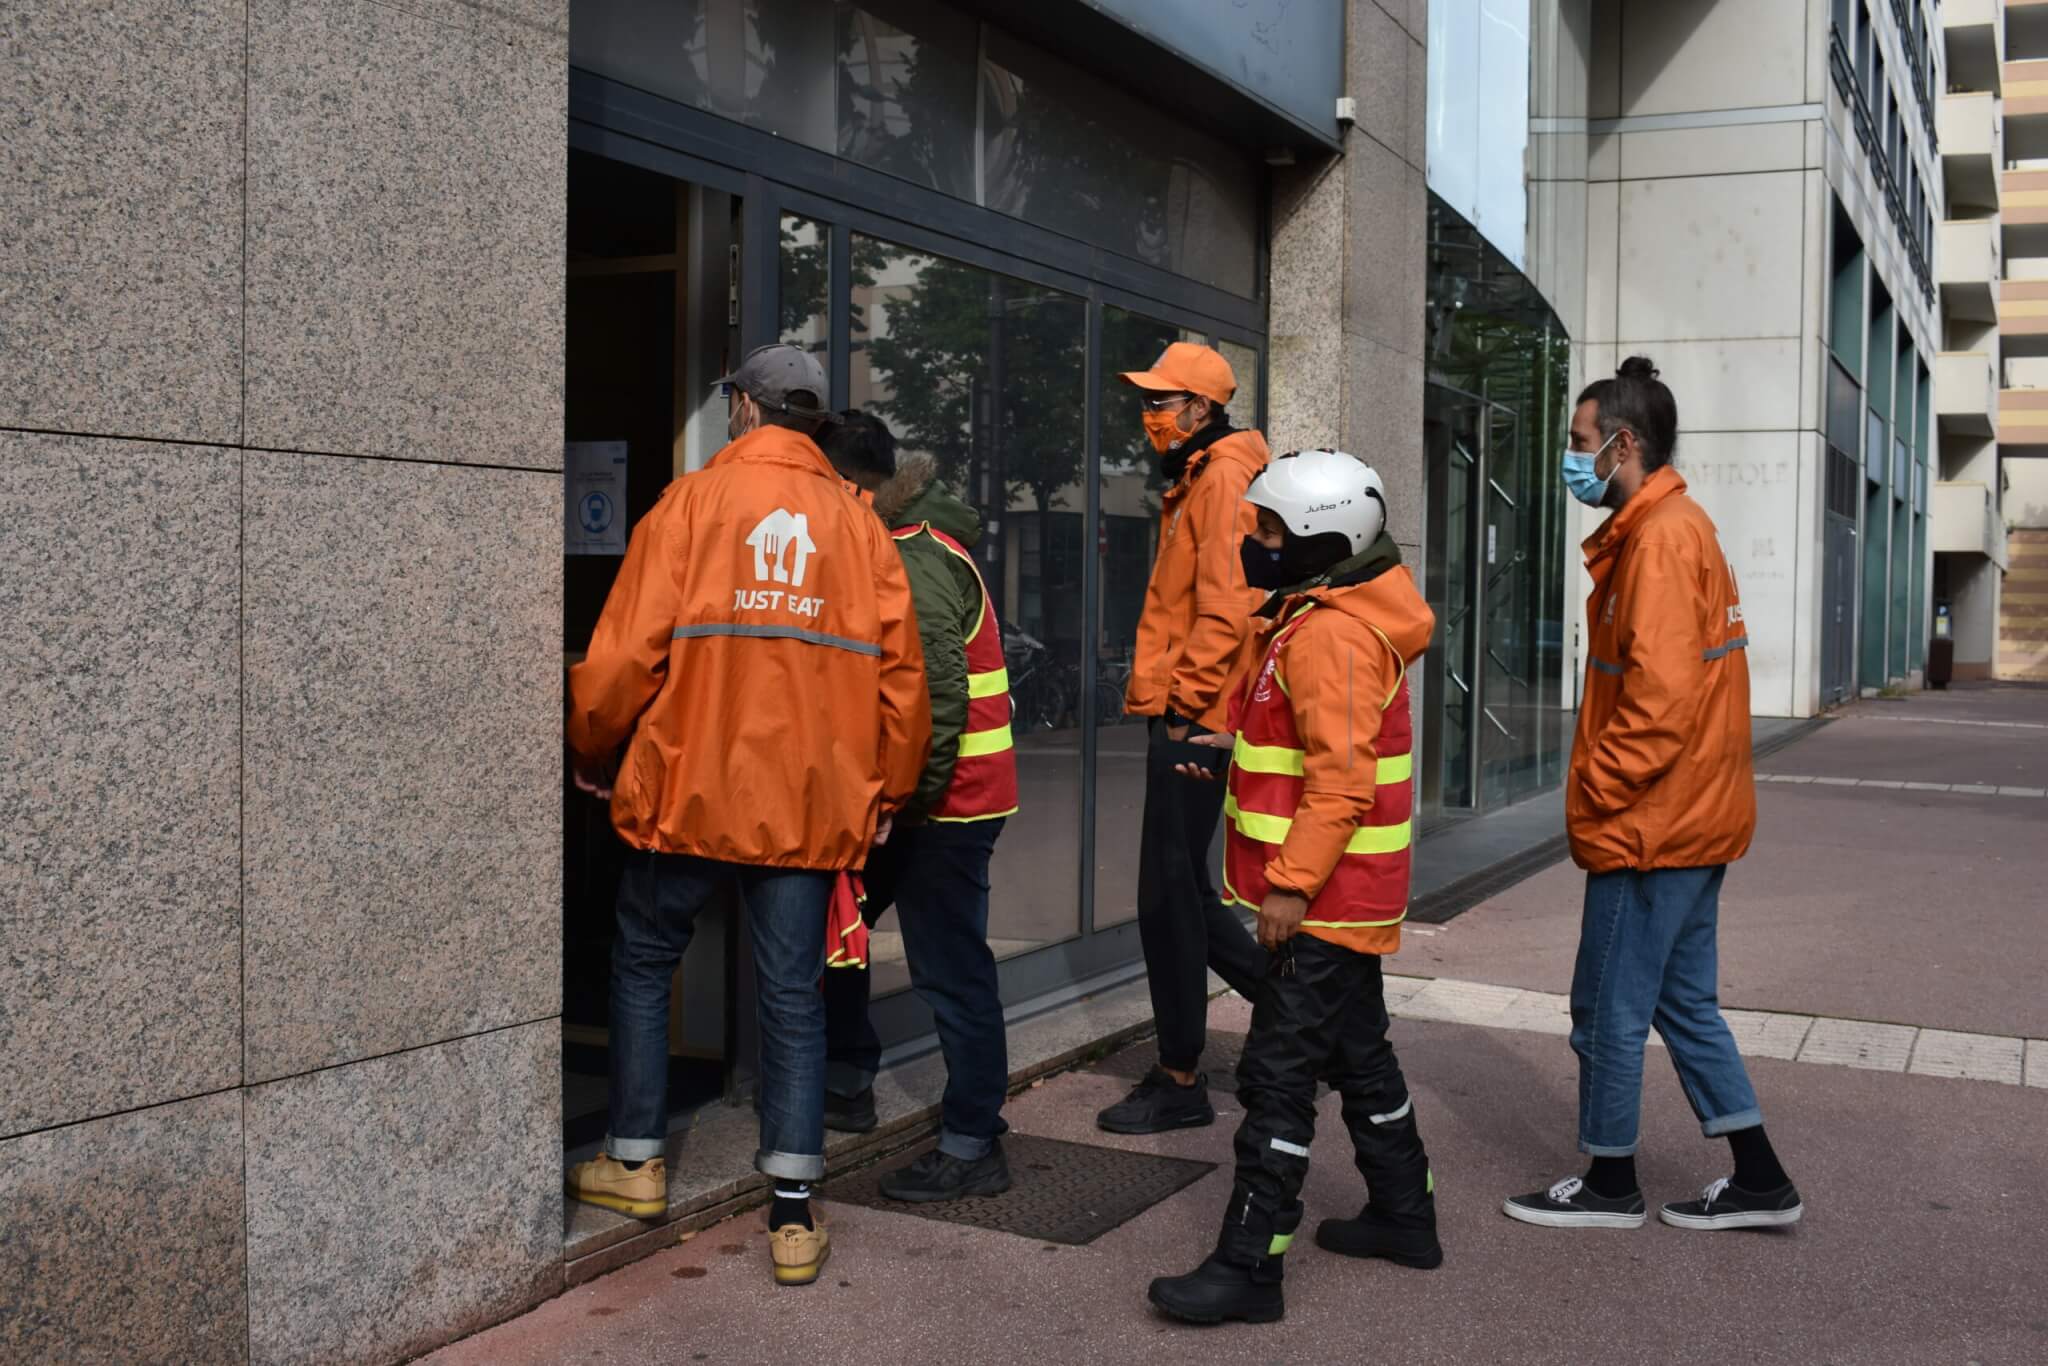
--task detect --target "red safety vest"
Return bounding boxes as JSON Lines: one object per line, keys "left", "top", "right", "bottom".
{"left": 891, "top": 523, "right": 1019, "bottom": 822}
{"left": 1221, "top": 605, "right": 1415, "bottom": 955}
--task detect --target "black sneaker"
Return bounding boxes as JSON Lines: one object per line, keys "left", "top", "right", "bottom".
{"left": 1096, "top": 1068, "right": 1216, "bottom": 1135}
{"left": 824, "top": 1088, "right": 878, "bottom": 1135}
{"left": 878, "top": 1143, "right": 1012, "bottom": 1203}
{"left": 1503, "top": 1176, "right": 1647, "bottom": 1229}
{"left": 1660, "top": 1177, "right": 1803, "bottom": 1231}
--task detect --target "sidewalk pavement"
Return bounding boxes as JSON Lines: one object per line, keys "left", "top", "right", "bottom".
{"left": 445, "top": 686, "right": 2048, "bottom": 1365}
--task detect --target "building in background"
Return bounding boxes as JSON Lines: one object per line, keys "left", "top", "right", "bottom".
{"left": 1982, "top": 0, "right": 2048, "bottom": 679}
{"left": 1572, "top": 0, "right": 1940, "bottom": 715}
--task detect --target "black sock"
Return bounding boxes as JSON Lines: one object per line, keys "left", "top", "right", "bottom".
{"left": 619, "top": 1158, "right": 647, "bottom": 1172}
{"left": 1582, "top": 1154, "right": 1638, "bottom": 1199}
{"left": 770, "top": 1183, "right": 814, "bottom": 1230}
{"left": 1727, "top": 1126, "right": 1790, "bottom": 1191}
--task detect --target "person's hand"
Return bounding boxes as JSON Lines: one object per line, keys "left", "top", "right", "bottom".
{"left": 570, "top": 747, "right": 617, "bottom": 800}
{"left": 873, "top": 814, "right": 895, "bottom": 847}
{"left": 1256, "top": 890, "right": 1309, "bottom": 950}
{"left": 1172, "top": 731, "right": 1234, "bottom": 780}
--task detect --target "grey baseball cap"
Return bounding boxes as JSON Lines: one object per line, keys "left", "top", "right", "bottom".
{"left": 715, "top": 343, "right": 831, "bottom": 418}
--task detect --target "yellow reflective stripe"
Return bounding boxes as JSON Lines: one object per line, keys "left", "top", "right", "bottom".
{"left": 1223, "top": 795, "right": 1413, "bottom": 854}
{"left": 1302, "top": 912, "right": 1408, "bottom": 929}
{"left": 1267, "top": 1233, "right": 1295, "bottom": 1255}
{"left": 967, "top": 667, "right": 1008, "bottom": 699}
{"left": 1230, "top": 739, "right": 1413, "bottom": 785}
{"left": 1232, "top": 737, "right": 1304, "bottom": 775}
{"left": 930, "top": 805, "right": 1019, "bottom": 824}
{"left": 956, "top": 724, "right": 1014, "bottom": 758}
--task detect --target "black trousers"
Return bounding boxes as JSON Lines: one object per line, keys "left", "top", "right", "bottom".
{"left": 1221, "top": 935, "right": 1434, "bottom": 1267}
{"left": 1135, "top": 720, "right": 1268, "bottom": 1072}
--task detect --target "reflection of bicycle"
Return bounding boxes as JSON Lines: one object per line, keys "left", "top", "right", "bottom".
{"left": 1003, "top": 627, "right": 1072, "bottom": 732}
{"left": 1093, "top": 649, "right": 1135, "bottom": 727}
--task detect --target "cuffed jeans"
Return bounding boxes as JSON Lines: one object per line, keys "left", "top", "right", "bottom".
{"left": 606, "top": 849, "right": 831, "bottom": 1182}
{"left": 1570, "top": 865, "right": 1764, "bottom": 1156}
{"left": 1136, "top": 718, "right": 1269, "bottom": 1072}
{"left": 823, "top": 819, "right": 1008, "bottom": 1160}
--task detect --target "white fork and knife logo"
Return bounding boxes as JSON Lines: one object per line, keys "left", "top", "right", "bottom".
{"left": 746, "top": 509, "right": 817, "bottom": 588}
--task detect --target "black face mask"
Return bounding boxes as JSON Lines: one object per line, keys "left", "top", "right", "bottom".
{"left": 1240, "top": 536, "right": 1289, "bottom": 590}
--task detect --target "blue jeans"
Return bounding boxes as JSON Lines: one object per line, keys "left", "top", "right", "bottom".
{"left": 1569, "top": 866, "right": 1763, "bottom": 1157}
{"left": 607, "top": 849, "right": 831, "bottom": 1181}
{"left": 822, "top": 819, "right": 1009, "bottom": 1160}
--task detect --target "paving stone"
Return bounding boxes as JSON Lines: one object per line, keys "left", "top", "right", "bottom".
{"left": 1723, "top": 1010, "right": 1817, "bottom": 1061}
{"left": 1797, "top": 1018, "right": 1917, "bottom": 1072}
{"left": 1394, "top": 978, "right": 1522, "bottom": 1026}
{"left": 1950, "top": 784, "right": 1998, "bottom": 795}
{"left": 1997, "top": 786, "right": 2046, "bottom": 798}
{"left": 1495, "top": 989, "right": 1574, "bottom": 1037}
{"left": 1902, "top": 782, "right": 1951, "bottom": 791}
{"left": 1859, "top": 780, "right": 1905, "bottom": 789}
{"left": 1812, "top": 776, "right": 1860, "bottom": 786}
{"left": 1907, "top": 1029, "right": 2025, "bottom": 1085}
{"left": 2028, "top": 1041, "right": 2048, "bottom": 1089}
{"left": 1774, "top": 774, "right": 1817, "bottom": 783}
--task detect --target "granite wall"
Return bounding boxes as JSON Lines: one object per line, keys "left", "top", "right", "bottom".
{"left": 1, "top": 2, "right": 568, "bottom": 1362}
{"left": 1267, "top": 0, "right": 1431, "bottom": 565}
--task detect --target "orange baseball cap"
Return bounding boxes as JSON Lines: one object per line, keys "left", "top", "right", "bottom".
{"left": 1119, "top": 341, "right": 1236, "bottom": 406}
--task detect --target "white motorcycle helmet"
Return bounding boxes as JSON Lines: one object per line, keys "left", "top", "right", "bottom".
{"left": 1245, "top": 449, "right": 1387, "bottom": 555}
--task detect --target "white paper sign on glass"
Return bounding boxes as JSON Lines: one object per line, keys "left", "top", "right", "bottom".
{"left": 565, "top": 441, "right": 629, "bottom": 556}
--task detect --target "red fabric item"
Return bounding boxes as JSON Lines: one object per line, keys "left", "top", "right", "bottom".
{"left": 826, "top": 872, "right": 869, "bottom": 970}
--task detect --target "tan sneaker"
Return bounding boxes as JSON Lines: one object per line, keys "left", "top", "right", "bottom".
{"left": 565, "top": 1154, "right": 667, "bottom": 1219}
{"left": 768, "top": 1217, "right": 830, "bottom": 1286}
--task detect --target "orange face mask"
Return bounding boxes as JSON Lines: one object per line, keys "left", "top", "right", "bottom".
{"left": 1142, "top": 407, "right": 1191, "bottom": 455}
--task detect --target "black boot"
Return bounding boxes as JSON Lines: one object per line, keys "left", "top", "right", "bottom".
{"left": 1147, "top": 1251, "right": 1284, "bottom": 1325}
{"left": 1315, "top": 1205, "right": 1443, "bottom": 1269}
{"left": 1149, "top": 1185, "right": 1291, "bottom": 1326}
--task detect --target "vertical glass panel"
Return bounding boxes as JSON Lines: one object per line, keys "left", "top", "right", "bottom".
{"left": 849, "top": 235, "right": 1087, "bottom": 988}
{"left": 1092, "top": 308, "right": 1204, "bottom": 929}
{"left": 778, "top": 214, "right": 829, "bottom": 369}
{"left": 1215, "top": 339, "right": 1261, "bottom": 432}
{"left": 571, "top": 0, "right": 836, "bottom": 151}
{"left": 981, "top": 27, "right": 1258, "bottom": 296}
{"left": 835, "top": 0, "right": 978, "bottom": 200}
{"left": 1423, "top": 387, "right": 1480, "bottom": 815}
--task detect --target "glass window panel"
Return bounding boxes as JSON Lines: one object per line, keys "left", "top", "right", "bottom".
{"left": 849, "top": 235, "right": 1087, "bottom": 986}
{"left": 571, "top": 0, "right": 836, "bottom": 151}
{"left": 778, "top": 214, "right": 829, "bottom": 370}
{"left": 1092, "top": 308, "right": 1205, "bottom": 929}
{"left": 981, "top": 28, "right": 1258, "bottom": 296}
{"left": 836, "top": 0, "right": 978, "bottom": 201}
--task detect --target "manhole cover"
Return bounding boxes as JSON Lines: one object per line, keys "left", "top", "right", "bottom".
{"left": 825, "top": 1133, "right": 1215, "bottom": 1245}
{"left": 1093, "top": 1030, "right": 1248, "bottom": 1093}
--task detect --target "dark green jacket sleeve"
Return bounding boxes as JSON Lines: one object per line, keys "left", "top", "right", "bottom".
{"left": 899, "top": 535, "right": 971, "bottom": 819}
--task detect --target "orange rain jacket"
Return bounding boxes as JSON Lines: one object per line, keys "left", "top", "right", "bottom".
{"left": 1125, "top": 428, "right": 1272, "bottom": 731}
{"left": 1567, "top": 466, "right": 1756, "bottom": 872}
{"left": 567, "top": 426, "right": 931, "bottom": 871}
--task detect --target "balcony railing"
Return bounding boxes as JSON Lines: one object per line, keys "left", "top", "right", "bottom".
{"left": 1831, "top": 24, "right": 1936, "bottom": 306}
{"left": 1890, "top": 0, "right": 1937, "bottom": 143}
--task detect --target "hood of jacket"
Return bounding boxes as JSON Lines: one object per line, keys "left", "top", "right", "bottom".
{"left": 871, "top": 455, "right": 982, "bottom": 549}
{"left": 1278, "top": 534, "right": 1433, "bottom": 665}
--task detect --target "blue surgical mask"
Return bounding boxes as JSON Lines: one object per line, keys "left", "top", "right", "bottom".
{"left": 1561, "top": 431, "right": 1619, "bottom": 508}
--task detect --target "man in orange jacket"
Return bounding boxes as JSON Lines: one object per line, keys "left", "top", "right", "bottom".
{"left": 1505, "top": 357, "right": 1802, "bottom": 1234}
{"left": 1098, "top": 342, "right": 1273, "bottom": 1136}
{"left": 1147, "top": 451, "right": 1438, "bottom": 1325}
{"left": 563, "top": 344, "right": 931, "bottom": 1287}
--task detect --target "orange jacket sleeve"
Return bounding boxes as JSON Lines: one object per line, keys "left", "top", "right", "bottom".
{"left": 1265, "top": 620, "right": 1396, "bottom": 899}
{"left": 1169, "top": 465, "right": 1259, "bottom": 722}
{"left": 1579, "top": 535, "right": 1708, "bottom": 816}
{"left": 567, "top": 487, "right": 685, "bottom": 762}
{"left": 870, "top": 521, "right": 933, "bottom": 811}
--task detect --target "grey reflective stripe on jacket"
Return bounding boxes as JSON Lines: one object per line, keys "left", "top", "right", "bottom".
{"left": 1702, "top": 635, "right": 1749, "bottom": 661}
{"left": 672, "top": 623, "right": 881, "bottom": 657}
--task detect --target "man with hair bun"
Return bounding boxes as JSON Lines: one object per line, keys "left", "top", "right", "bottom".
{"left": 1505, "top": 356, "right": 1804, "bottom": 1234}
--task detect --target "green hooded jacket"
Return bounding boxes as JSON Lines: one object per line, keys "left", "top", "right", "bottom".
{"left": 871, "top": 456, "right": 985, "bottom": 820}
